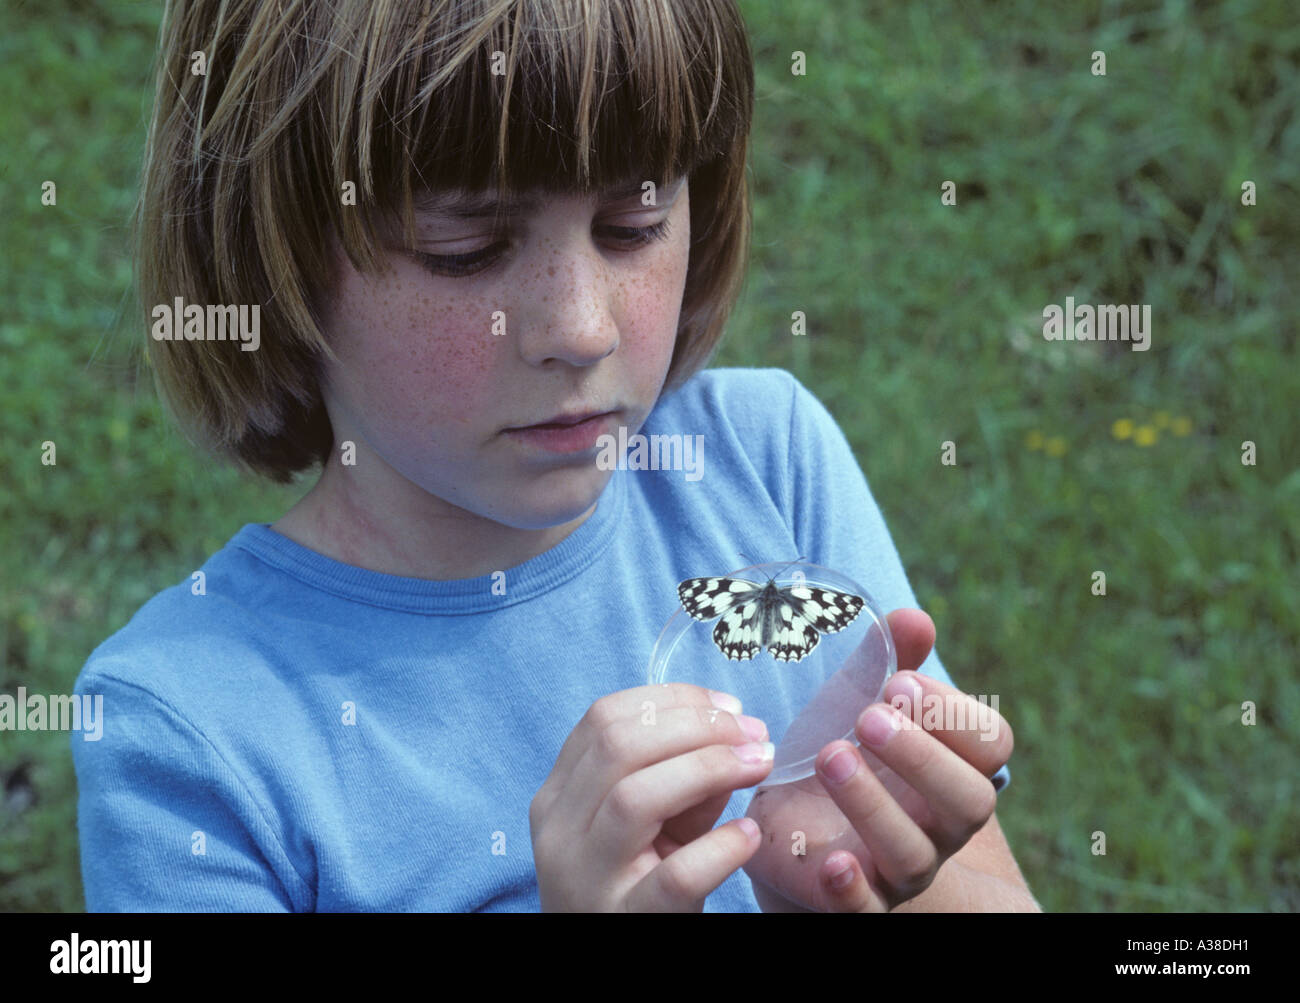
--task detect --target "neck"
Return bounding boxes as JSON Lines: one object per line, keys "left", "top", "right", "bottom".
{"left": 270, "top": 453, "right": 594, "bottom": 581}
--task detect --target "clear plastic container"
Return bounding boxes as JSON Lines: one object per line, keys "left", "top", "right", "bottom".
{"left": 648, "top": 560, "right": 895, "bottom": 785}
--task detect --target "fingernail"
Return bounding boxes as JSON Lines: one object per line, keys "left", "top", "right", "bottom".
{"left": 861, "top": 707, "right": 900, "bottom": 748}
{"left": 737, "top": 714, "right": 768, "bottom": 742}
{"left": 736, "top": 817, "right": 760, "bottom": 840}
{"left": 732, "top": 741, "right": 775, "bottom": 764}
{"left": 822, "top": 747, "right": 858, "bottom": 784}
{"left": 709, "top": 690, "right": 743, "bottom": 714}
{"left": 888, "top": 671, "right": 923, "bottom": 711}
{"left": 828, "top": 858, "right": 855, "bottom": 889}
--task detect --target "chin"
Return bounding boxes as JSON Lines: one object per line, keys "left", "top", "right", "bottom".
{"left": 491, "top": 473, "right": 608, "bottom": 531}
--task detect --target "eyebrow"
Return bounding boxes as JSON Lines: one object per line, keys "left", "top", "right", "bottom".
{"left": 413, "top": 177, "right": 680, "bottom": 220}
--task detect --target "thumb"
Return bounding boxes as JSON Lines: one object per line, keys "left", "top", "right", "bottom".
{"left": 884, "top": 608, "right": 936, "bottom": 673}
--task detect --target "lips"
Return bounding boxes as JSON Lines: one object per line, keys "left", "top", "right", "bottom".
{"left": 503, "top": 410, "right": 618, "bottom": 455}
{"left": 511, "top": 409, "right": 612, "bottom": 430}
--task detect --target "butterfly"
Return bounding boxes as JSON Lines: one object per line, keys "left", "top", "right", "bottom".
{"left": 676, "top": 560, "right": 865, "bottom": 662}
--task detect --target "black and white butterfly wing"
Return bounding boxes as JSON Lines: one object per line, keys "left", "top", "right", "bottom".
{"left": 678, "top": 577, "right": 766, "bottom": 660}
{"left": 772, "top": 585, "right": 865, "bottom": 661}
{"left": 677, "top": 577, "right": 762, "bottom": 620}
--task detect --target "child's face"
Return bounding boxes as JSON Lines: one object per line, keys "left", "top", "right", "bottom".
{"left": 318, "top": 177, "right": 691, "bottom": 533}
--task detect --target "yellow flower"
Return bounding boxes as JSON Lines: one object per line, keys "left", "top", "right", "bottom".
{"left": 1154, "top": 410, "right": 1171, "bottom": 429}
{"left": 1045, "top": 436, "right": 1067, "bottom": 456}
{"left": 1025, "top": 430, "right": 1044, "bottom": 450}
{"left": 1134, "top": 425, "right": 1158, "bottom": 446}
{"left": 1112, "top": 419, "right": 1134, "bottom": 440}
{"left": 1171, "top": 416, "right": 1192, "bottom": 436}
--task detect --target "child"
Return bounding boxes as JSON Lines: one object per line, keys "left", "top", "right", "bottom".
{"left": 72, "top": 0, "right": 1036, "bottom": 912}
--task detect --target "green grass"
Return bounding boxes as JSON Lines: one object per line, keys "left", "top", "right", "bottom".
{"left": 2, "top": 0, "right": 1297, "bottom": 911}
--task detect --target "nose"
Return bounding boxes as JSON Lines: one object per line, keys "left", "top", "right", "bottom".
{"left": 514, "top": 238, "right": 620, "bottom": 368}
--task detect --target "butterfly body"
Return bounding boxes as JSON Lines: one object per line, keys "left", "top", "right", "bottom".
{"left": 676, "top": 571, "right": 865, "bottom": 662}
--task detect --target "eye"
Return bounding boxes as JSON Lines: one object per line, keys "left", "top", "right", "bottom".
{"left": 412, "top": 218, "right": 673, "bottom": 278}
{"left": 412, "top": 242, "right": 508, "bottom": 279}
{"left": 598, "top": 218, "right": 673, "bottom": 247}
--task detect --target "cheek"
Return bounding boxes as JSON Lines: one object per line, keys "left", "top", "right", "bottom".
{"left": 332, "top": 268, "right": 501, "bottom": 427}
{"left": 398, "top": 289, "right": 501, "bottom": 423}
{"left": 620, "top": 246, "right": 691, "bottom": 370}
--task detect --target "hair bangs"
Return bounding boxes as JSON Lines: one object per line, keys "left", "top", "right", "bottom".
{"left": 337, "top": 0, "right": 749, "bottom": 257}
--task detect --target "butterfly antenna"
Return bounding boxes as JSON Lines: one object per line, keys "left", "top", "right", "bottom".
{"left": 770, "top": 555, "right": 808, "bottom": 581}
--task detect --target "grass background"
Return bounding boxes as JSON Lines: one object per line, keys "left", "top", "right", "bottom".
{"left": 1, "top": 0, "right": 1296, "bottom": 912}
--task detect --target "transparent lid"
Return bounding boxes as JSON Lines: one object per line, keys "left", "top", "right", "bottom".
{"left": 648, "top": 560, "right": 895, "bottom": 785}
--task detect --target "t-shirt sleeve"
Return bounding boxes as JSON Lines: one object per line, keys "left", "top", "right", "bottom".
{"left": 70, "top": 667, "right": 313, "bottom": 910}
{"left": 779, "top": 371, "right": 1010, "bottom": 793}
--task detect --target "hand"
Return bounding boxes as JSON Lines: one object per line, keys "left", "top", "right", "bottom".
{"left": 530, "top": 683, "right": 775, "bottom": 911}
{"left": 743, "top": 609, "right": 1012, "bottom": 912}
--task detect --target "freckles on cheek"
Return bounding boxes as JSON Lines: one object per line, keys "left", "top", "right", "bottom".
{"left": 621, "top": 252, "right": 689, "bottom": 372}
{"left": 398, "top": 291, "right": 500, "bottom": 426}
{"left": 332, "top": 270, "right": 501, "bottom": 433}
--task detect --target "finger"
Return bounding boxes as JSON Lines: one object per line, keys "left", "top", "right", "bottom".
{"left": 547, "top": 684, "right": 744, "bottom": 789}
{"left": 626, "top": 817, "right": 762, "bottom": 911}
{"left": 660, "top": 790, "right": 735, "bottom": 851}
{"left": 560, "top": 704, "right": 769, "bottom": 831}
{"left": 815, "top": 738, "right": 939, "bottom": 902}
{"left": 853, "top": 703, "right": 999, "bottom": 857}
{"left": 821, "top": 850, "right": 890, "bottom": 913}
{"left": 589, "top": 739, "right": 775, "bottom": 861}
{"left": 884, "top": 608, "right": 936, "bottom": 672}
{"left": 881, "top": 669, "right": 1013, "bottom": 780}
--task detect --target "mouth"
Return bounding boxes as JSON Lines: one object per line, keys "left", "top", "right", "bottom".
{"left": 507, "top": 409, "right": 615, "bottom": 431}
{"left": 503, "top": 410, "right": 619, "bottom": 455}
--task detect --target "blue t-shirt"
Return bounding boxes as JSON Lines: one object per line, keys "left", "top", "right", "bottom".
{"left": 71, "top": 366, "right": 1009, "bottom": 912}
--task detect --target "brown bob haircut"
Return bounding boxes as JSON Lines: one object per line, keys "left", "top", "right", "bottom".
{"left": 137, "top": 0, "right": 755, "bottom": 482}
